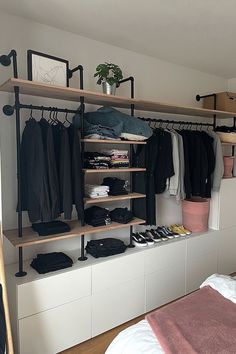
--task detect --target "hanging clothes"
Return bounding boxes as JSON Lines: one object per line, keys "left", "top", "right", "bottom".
{"left": 39, "top": 118, "right": 60, "bottom": 220}
{"left": 21, "top": 118, "right": 51, "bottom": 223}
{"left": 20, "top": 114, "right": 83, "bottom": 223}
{"left": 67, "top": 125, "right": 83, "bottom": 220}
{"left": 208, "top": 131, "right": 224, "bottom": 191}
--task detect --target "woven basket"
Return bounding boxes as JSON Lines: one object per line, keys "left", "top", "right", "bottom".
{"left": 216, "top": 131, "right": 236, "bottom": 144}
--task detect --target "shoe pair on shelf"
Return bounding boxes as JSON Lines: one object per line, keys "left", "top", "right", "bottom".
{"left": 169, "top": 224, "right": 191, "bottom": 237}
{"left": 132, "top": 232, "right": 154, "bottom": 247}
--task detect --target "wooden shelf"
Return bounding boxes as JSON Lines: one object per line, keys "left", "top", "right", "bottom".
{"left": 221, "top": 142, "right": 236, "bottom": 146}
{"left": 84, "top": 192, "right": 146, "bottom": 205}
{"left": 82, "top": 139, "right": 147, "bottom": 145}
{"left": 0, "top": 78, "right": 236, "bottom": 118}
{"left": 3, "top": 218, "right": 145, "bottom": 248}
{"left": 83, "top": 168, "right": 146, "bottom": 173}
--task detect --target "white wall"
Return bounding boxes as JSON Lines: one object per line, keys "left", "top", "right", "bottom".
{"left": 0, "top": 12, "right": 228, "bottom": 265}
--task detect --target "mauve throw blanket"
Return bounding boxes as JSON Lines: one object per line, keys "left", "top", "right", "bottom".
{"left": 146, "top": 286, "right": 236, "bottom": 354}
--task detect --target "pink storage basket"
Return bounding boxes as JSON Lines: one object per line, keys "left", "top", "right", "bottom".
{"left": 223, "top": 156, "right": 234, "bottom": 178}
{"left": 182, "top": 197, "right": 210, "bottom": 233}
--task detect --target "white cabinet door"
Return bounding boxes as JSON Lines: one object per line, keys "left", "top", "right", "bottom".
{"left": 18, "top": 266, "right": 91, "bottom": 318}
{"left": 144, "top": 240, "right": 186, "bottom": 274}
{"left": 92, "top": 251, "right": 144, "bottom": 294}
{"left": 219, "top": 179, "right": 236, "bottom": 229}
{"left": 186, "top": 232, "right": 218, "bottom": 293}
{"left": 218, "top": 227, "right": 236, "bottom": 274}
{"left": 92, "top": 277, "right": 145, "bottom": 337}
{"left": 145, "top": 241, "right": 186, "bottom": 312}
{"left": 146, "top": 266, "right": 185, "bottom": 312}
{"left": 19, "top": 296, "right": 91, "bottom": 354}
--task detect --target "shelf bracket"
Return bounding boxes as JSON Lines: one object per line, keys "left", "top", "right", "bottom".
{"left": 196, "top": 93, "right": 217, "bottom": 129}
{"left": 68, "top": 64, "right": 84, "bottom": 89}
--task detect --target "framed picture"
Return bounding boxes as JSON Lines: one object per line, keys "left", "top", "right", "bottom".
{"left": 27, "top": 50, "right": 69, "bottom": 87}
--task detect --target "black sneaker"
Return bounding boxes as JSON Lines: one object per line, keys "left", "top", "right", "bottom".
{"left": 158, "top": 226, "right": 175, "bottom": 239}
{"left": 132, "top": 233, "right": 147, "bottom": 247}
{"left": 147, "top": 230, "right": 162, "bottom": 243}
{"left": 153, "top": 228, "right": 168, "bottom": 241}
{"left": 138, "top": 232, "right": 154, "bottom": 246}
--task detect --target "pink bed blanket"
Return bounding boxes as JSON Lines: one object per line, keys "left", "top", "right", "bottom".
{"left": 146, "top": 286, "right": 236, "bottom": 354}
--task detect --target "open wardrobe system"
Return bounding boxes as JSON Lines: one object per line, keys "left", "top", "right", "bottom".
{"left": 1, "top": 48, "right": 236, "bottom": 354}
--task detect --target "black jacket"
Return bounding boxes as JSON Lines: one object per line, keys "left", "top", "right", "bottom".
{"left": 21, "top": 118, "right": 51, "bottom": 222}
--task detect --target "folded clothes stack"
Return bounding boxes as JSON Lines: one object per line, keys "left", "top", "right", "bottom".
{"left": 31, "top": 252, "right": 73, "bottom": 274}
{"left": 84, "top": 152, "right": 111, "bottom": 169}
{"left": 84, "top": 206, "right": 111, "bottom": 227}
{"left": 102, "top": 177, "right": 128, "bottom": 196}
{"left": 102, "top": 149, "right": 129, "bottom": 168}
{"left": 32, "top": 221, "right": 71, "bottom": 236}
{"left": 110, "top": 207, "right": 133, "bottom": 224}
{"left": 85, "top": 184, "right": 109, "bottom": 198}
{"left": 86, "top": 238, "right": 127, "bottom": 258}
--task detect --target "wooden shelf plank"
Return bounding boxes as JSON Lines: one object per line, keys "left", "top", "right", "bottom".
{"left": 83, "top": 168, "right": 146, "bottom": 173}
{"left": 221, "top": 142, "right": 236, "bottom": 146}
{"left": 84, "top": 192, "right": 146, "bottom": 205}
{"left": 3, "top": 218, "right": 145, "bottom": 248}
{"left": 82, "top": 139, "right": 147, "bottom": 145}
{"left": 0, "top": 78, "right": 236, "bottom": 118}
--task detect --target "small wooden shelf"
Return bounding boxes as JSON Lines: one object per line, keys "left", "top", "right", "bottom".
{"left": 83, "top": 168, "right": 146, "bottom": 173}
{"left": 84, "top": 192, "right": 146, "bottom": 205}
{"left": 82, "top": 139, "right": 147, "bottom": 145}
{"left": 1, "top": 78, "right": 236, "bottom": 118}
{"left": 221, "top": 142, "right": 236, "bottom": 146}
{"left": 3, "top": 218, "right": 145, "bottom": 248}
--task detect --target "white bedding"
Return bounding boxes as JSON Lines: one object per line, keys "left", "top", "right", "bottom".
{"left": 105, "top": 274, "right": 236, "bottom": 354}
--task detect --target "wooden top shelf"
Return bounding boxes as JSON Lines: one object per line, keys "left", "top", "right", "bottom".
{"left": 83, "top": 168, "right": 146, "bottom": 173}
{"left": 84, "top": 192, "right": 146, "bottom": 205}
{"left": 82, "top": 139, "right": 147, "bottom": 145}
{"left": 0, "top": 78, "right": 236, "bottom": 119}
{"left": 3, "top": 218, "right": 145, "bottom": 248}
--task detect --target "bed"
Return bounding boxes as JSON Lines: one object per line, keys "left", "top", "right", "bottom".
{"left": 105, "top": 274, "right": 236, "bottom": 354}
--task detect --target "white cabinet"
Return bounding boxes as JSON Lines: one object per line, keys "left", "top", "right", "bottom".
{"left": 19, "top": 296, "right": 91, "bottom": 354}
{"left": 92, "top": 277, "right": 145, "bottom": 336}
{"left": 218, "top": 226, "right": 236, "bottom": 274}
{"left": 186, "top": 231, "right": 218, "bottom": 293}
{"left": 210, "top": 178, "right": 236, "bottom": 230}
{"left": 145, "top": 241, "right": 186, "bottom": 312}
{"left": 91, "top": 252, "right": 145, "bottom": 336}
{"left": 18, "top": 266, "right": 91, "bottom": 318}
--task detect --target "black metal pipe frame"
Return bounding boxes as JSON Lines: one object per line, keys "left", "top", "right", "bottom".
{"left": 0, "top": 50, "right": 27, "bottom": 276}
{"left": 3, "top": 103, "right": 80, "bottom": 116}
{"left": 68, "top": 65, "right": 84, "bottom": 90}
{"left": 78, "top": 96, "right": 87, "bottom": 261}
{"left": 139, "top": 117, "right": 214, "bottom": 128}
{"left": 118, "top": 76, "right": 136, "bottom": 248}
{"left": 196, "top": 93, "right": 217, "bottom": 129}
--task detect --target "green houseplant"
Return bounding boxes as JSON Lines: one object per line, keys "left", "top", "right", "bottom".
{"left": 94, "top": 62, "right": 123, "bottom": 95}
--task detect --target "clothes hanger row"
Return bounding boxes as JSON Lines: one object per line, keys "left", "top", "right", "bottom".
{"left": 28, "top": 105, "right": 73, "bottom": 126}
{"left": 141, "top": 118, "right": 212, "bottom": 131}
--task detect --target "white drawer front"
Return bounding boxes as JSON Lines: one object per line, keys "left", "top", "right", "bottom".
{"left": 144, "top": 241, "right": 186, "bottom": 275}
{"left": 186, "top": 232, "right": 218, "bottom": 260}
{"left": 92, "top": 277, "right": 145, "bottom": 336}
{"left": 145, "top": 262, "right": 185, "bottom": 312}
{"left": 92, "top": 252, "right": 144, "bottom": 294}
{"left": 186, "top": 251, "right": 217, "bottom": 293}
{"left": 218, "top": 227, "right": 236, "bottom": 275}
{"left": 18, "top": 266, "right": 91, "bottom": 318}
{"left": 19, "top": 296, "right": 91, "bottom": 354}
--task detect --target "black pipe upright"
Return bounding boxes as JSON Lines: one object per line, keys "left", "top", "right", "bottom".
{"left": 118, "top": 76, "right": 136, "bottom": 248}
{"left": 14, "top": 85, "right": 27, "bottom": 276}
{"left": 78, "top": 95, "right": 87, "bottom": 261}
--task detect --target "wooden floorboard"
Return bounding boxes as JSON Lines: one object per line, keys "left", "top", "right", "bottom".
{"left": 60, "top": 272, "right": 236, "bottom": 354}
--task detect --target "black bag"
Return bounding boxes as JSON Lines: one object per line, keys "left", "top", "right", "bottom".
{"left": 86, "top": 238, "right": 127, "bottom": 258}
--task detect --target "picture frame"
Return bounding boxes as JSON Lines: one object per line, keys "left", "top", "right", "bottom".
{"left": 27, "top": 50, "right": 69, "bottom": 87}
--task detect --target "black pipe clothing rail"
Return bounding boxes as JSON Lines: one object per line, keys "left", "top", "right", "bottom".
{"left": 139, "top": 117, "right": 214, "bottom": 127}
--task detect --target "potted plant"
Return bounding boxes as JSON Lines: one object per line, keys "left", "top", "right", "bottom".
{"left": 94, "top": 62, "right": 123, "bottom": 95}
